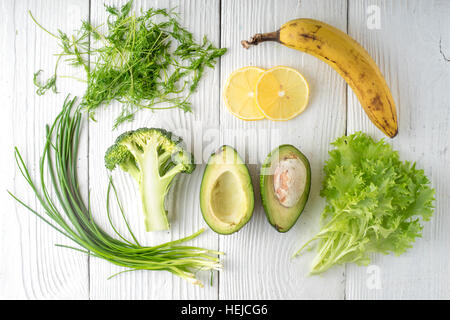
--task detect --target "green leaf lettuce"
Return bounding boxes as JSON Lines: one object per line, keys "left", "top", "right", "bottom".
{"left": 295, "top": 132, "right": 435, "bottom": 274}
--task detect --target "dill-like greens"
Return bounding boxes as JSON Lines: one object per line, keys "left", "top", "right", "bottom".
{"left": 33, "top": 70, "right": 57, "bottom": 95}
{"left": 31, "top": 1, "right": 226, "bottom": 128}
{"left": 8, "top": 96, "right": 223, "bottom": 286}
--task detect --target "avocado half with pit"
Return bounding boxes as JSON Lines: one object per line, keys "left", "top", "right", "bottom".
{"left": 260, "top": 145, "right": 311, "bottom": 232}
{"left": 200, "top": 145, "right": 254, "bottom": 235}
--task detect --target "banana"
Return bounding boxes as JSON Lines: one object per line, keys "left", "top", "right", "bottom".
{"left": 242, "top": 19, "right": 398, "bottom": 138}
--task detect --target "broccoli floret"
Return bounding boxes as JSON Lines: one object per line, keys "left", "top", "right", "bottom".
{"left": 105, "top": 128, "right": 195, "bottom": 231}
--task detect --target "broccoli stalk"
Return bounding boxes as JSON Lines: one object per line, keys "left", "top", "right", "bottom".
{"left": 105, "top": 128, "right": 195, "bottom": 231}
{"left": 133, "top": 142, "right": 187, "bottom": 231}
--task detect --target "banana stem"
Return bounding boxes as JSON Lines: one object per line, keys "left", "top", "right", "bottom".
{"left": 241, "top": 31, "right": 280, "bottom": 49}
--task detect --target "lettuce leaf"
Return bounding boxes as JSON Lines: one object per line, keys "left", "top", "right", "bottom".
{"left": 295, "top": 132, "right": 435, "bottom": 274}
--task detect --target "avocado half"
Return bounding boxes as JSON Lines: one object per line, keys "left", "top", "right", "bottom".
{"left": 260, "top": 145, "right": 311, "bottom": 232}
{"left": 200, "top": 145, "right": 254, "bottom": 235}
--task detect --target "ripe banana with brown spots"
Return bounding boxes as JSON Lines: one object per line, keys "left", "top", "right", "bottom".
{"left": 242, "top": 19, "right": 398, "bottom": 138}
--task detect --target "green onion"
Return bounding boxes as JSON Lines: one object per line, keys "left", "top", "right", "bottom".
{"left": 8, "top": 96, "right": 223, "bottom": 286}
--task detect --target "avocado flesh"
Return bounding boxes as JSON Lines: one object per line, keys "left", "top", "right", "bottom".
{"left": 200, "top": 145, "right": 254, "bottom": 234}
{"left": 260, "top": 145, "right": 311, "bottom": 232}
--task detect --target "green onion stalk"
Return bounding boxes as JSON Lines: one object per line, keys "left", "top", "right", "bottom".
{"left": 8, "top": 96, "right": 223, "bottom": 286}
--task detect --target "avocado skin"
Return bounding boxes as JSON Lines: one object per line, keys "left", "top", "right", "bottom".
{"left": 200, "top": 145, "right": 255, "bottom": 235}
{"left": 260, "top": 145, "right": 311, "bottom": 233}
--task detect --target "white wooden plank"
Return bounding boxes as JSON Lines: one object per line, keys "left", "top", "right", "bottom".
{"left": 88, "top": 0, "right": 221, "bottom": 299}
{"left": 346, "top": 0, "right": 450, "bottom": 299}
{"left": 219, "top": 0, "right": 347, "bottom": 299}
{"left": 0, "top": 0, "right": 26, "bottom": 300}
{"left": 0, "top": 0, "right": 89, "bottom": 299}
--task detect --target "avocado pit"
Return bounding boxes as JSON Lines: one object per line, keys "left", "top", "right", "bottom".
{"left": 273, "top": 157, "right": 307, "bottom": 208}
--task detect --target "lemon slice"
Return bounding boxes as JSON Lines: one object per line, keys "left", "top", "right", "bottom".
{"left": 255, "top": 66, "right": 309, "bottom": 121}
{"left": 223, "top": 66, "right": 265, "bottom": 120}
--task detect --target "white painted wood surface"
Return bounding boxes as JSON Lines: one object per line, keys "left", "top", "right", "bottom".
{"left": 345, "top": 0, "right": 450, "bottom": 299}
{"left": 1, "top": 0, "right": 449, "bottom": 299}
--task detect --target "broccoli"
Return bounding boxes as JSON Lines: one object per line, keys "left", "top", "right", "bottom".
{"left": 105, "top": 128, "right": 195, "bottom": 231}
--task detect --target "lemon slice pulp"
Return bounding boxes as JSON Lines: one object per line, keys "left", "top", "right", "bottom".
{"left": 255, "top": 66, "right": 309, "bottom": 121}
{"left": 223, "top": 66, "right": 265, "bottom": 120}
